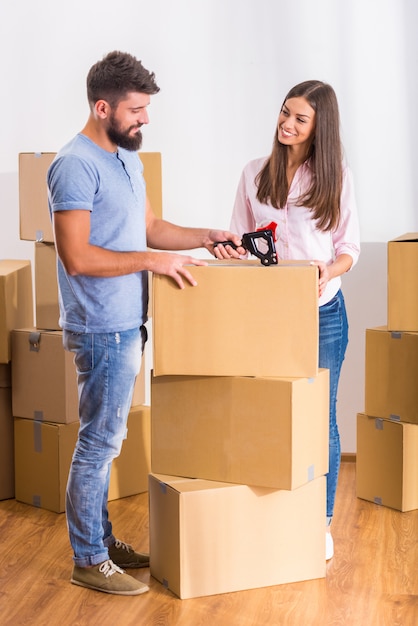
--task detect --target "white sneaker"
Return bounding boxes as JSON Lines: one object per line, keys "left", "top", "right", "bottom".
{"left": 326, "top": 532, "right": 334, "bottom": 560}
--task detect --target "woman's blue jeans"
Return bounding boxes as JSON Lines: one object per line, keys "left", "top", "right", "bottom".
{"left": 63, "top": 327, "right": 145, "bottom": 567}
{"left": 318, "top": 290, "right": 348, "bottom": 521}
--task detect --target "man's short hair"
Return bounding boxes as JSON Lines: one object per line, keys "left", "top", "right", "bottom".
{"left": 87, "top": 50, "right": 160, "bottom": 108}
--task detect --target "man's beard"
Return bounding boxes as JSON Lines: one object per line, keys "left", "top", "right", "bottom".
{"left": 106, "top": 114, "right": 143, "bottom": 151}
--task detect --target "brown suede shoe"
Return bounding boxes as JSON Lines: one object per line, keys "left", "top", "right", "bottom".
{"left": 108, "top": 539, "right": 150, "bottom": 569}
{"left": 71, "top": 559, "right": 149, "bottom": 595}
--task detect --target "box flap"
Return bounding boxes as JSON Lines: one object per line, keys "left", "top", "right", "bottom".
{"left": 389, "top": 232, "right": 418, "bottom": 243}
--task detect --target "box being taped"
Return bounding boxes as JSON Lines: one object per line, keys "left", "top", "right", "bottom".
{"left": 152, "top": 260, "right": 318, "bottom": 378}
{"left": 356, "top": 413, "right": 418, "bottom": 512}
{"left": 151, "top": 370, "right": 329, "bottom": 490}
{"left": 149, "top": 473, "right": 326, "bottom": 599}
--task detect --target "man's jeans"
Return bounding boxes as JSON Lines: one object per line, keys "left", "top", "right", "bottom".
{"left": 318, "top": 290, "right": 349, "bottom": 521}
{"left": 63, "top": 327, "right": 145, "bottom": 567}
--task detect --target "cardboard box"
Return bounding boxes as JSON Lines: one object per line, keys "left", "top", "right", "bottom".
{"left": 388, "top": 233, "right": 418, "bottom": 331}
{"left": 365, "top": 326, "right": 418, "bottom": 424}
{"left": 152, "top": 261, "right": 318, "bottom": 378}
{"left": 11, "top": 328, "right": 146, "bottom": 423}
{"left": 131, "top": 360, "right": 146, "bottom": 407}
{"left": 149, "top": 473, "right": 326, "bottom": 599}
{"left": 0, "top": 388, "right": 14, "bottom": 500}
{"left": 0, "top": 260, "right": 34, "bottom": 363}
{"left": 14, "top": 406, "right": 151, "bottom": 512}
{"left": 108, "top": 405, "right": 151, "bottom": 501}
{"left": 19, "top": 152, "right": 56, "bottom": 242}
{"left": 11, "top": 328, "right": 79, "bottom": 424}
{"left": 14, "top": 417, "right": 78, "bottom": 512}
{"left": 139, "top": 152, "right": 163, "bottom": 219}
{"left": 34, "top": 241, "right": 154, "bottom": 328}
{"left": 19, "top": 152, "right": 162, "bottom": 243}
{"left": 0, "top": 363, "right": 11, "bottom": 388}
{"left": 35, "top": 241, "right": 60, "bottom": 330}
{"left": 356, "top": 413, "right": 418, "bottom": 512}
{"left": 151, "top": 370, "right": 329, "bottom": 490}
{"left": 28, "top": 152, "right": 161, "bottom": 323}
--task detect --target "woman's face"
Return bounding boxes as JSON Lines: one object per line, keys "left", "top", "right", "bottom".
{"left": 277, "top": 96, "right": 316, "bottom": 149}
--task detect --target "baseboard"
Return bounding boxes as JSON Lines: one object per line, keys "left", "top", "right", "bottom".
{"left": 341, "top": 453, "right": 356, "bottom": 463}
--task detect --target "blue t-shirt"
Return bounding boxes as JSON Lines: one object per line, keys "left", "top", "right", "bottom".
{"left": 47, "top": 134, "right": 148, "bottom": 333}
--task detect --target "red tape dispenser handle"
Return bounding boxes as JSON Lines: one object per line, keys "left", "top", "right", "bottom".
{"left": 257, "top": 221, "right": 278, "bottom": 241}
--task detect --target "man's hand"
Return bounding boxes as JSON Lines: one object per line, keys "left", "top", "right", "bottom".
{"left": 150, "top": 251, "right": 208, "bottom": 289}
{"left": 205, "top": 230, "right": 246, "bottom": 259}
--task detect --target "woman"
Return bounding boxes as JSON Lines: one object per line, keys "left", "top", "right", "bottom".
{"left": 230, "top": 80, "right": 360, "bottom": 560}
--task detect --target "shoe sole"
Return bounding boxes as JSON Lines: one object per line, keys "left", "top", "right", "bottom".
{"left": 71, "top": 578, "right": 149, "bottom": 596}
{"left": 112, "top": 562, "right": 149, "bottom": 569}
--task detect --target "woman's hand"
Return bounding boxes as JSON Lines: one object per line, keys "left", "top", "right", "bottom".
{"left": 310, "top": 260, "right": 330, "bottom": 298}
{"left": 311, "top": 254, "right": 353, "bottom": 298}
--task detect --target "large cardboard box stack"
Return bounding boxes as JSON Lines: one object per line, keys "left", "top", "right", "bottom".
{"left": 357, "top": 234, "right": 418, "bottom": 512}
{"left": 150, "top": 260, "right": 329, "bottom": 598}
{"left": 11, "top": 329, "right": 148, "bottom": 512}
{"left": 11, "top": 323, "right": 80, "bottom": 511}
{"left": 0, "top": 260, "right": 34, "bottom": 500}
{"left": 10, "top": 151, "right": 160, "bottom": 511}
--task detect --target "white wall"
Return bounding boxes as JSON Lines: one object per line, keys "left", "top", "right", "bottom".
{"left": 1, "top": 0, "right": 417, "bottom": 451}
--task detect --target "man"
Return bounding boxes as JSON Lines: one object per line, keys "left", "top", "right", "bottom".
{"left": 47, "top": 50, "right": 243, "bottom": 596}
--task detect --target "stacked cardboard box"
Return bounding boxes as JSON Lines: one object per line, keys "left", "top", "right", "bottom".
{"left": 13, "top": 405, "right": 151, "bottom": 513}
{"left": 150, "top": 261, "right": 329, "bottom": 598}
{"left": 357, "top": 234, "right": 418, "bottom": 512}
{"left": 18, "top": 152, "right": 163, "bottom": 330}
{"left": 9, "top": 152, "right": 159, "bottom": 512}
{"left": 0, "top": 260, "right": 34, "bottom": 500}
{"left": 0, "top": 363, "right": 14, "bottom": 500}
{"left": 0, "top": 260, "right": 34, "bottom": 363}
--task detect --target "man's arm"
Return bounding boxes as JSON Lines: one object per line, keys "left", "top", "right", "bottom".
{"left": 53, "top": 209, "right": 137, "bottom": 277}
{"left": 53, "top": 199, "right": 243, "bottom": 288}
{"left": 145, "top": 197, "right": 244, "bottom": 258}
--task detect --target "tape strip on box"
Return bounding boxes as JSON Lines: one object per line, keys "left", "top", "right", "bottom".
{"left": 390, "top": 414, "right": 401, "bottom": 422}
{"left": 33, "top": 420, "right": 43, "bottom": 452}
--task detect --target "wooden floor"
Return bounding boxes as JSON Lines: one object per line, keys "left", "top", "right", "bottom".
{"left": 0, "top": 463, "right": 417, "bottom": 626}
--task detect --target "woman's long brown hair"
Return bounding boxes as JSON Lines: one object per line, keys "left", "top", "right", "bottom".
{"left": 256, "top": 80, "right": 343, "bottom": 232}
